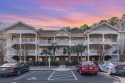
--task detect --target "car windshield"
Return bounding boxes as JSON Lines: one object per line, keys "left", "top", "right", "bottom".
{"left": 82, "top": 61, "right": 95, "bottom": 65}
{"left": 2, "top": 63, "right": 17, "bottom": 66}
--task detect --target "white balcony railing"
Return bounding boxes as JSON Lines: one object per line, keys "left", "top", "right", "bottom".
{"left": 89, "top": 38, "right": 102, "bottom": 43}
{"left": 39, "top": 40, "right": 53, "bottom": 46}
{"left": 104, "top": 39, "right": 117, "bottom": 43}
{"left": 13, "top": 38, "right": 20, "bottom": 43}
{"left": 71, "top": 40, "right": 84, "bottom": 45}
{"left": 22, "top": 38, "right": 35, "bottom": 43}
{"left": 28, "top": 50, "right": 36, "bottom": 55}
{"left": 56, "top": 40, "right": 69, "bottom": 45}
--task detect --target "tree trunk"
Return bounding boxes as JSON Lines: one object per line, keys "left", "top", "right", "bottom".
{"left": 68, "top": 52, "right": 71, "bottom": 62}
{"left": 77, "top": 52, "right": 79, "bottom": 63}
{"left": 80, "top": 52, "right": 82, "bottom": 62}
{"left": 53, "top": 50, "right": 56, "bottom": 61}
{"left": 45, "top": 54, "right": 47, "bottom": 66}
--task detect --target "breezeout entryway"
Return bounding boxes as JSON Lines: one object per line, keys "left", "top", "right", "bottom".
{"left": 48, "top": 65, "right": 77, "bottom": 80}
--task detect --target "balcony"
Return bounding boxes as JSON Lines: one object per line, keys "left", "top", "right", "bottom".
{"left": 89, "top": 38, "right": 102, "bottom": 44}
{"left": 22, "top": 38, "right": 36, "bottom": 44}
{"left": 56, "top": 40, "right": 69, "bottom": 45}
{"left": 71, "top": 40, "right": 84, "bottom": 45}
{"left": 90, "top": 50, "right": 98, "bottom": 55}
{"left": 28, "top": 50, "right": 36, "bottom": 55}
{"left": 104, "top": 39, "right": 117, "bottom": 44}
{"left": 39, "top": 40, "right": 53, "bottom": 46}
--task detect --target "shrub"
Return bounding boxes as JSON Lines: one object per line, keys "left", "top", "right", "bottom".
{"left": 50, "top": 61, "right": 60, "bottom": 66}
{"left": 65, "top": 61, "right": 78, "bottom": 66}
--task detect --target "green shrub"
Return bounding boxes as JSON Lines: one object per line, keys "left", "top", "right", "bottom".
{"left": 50, "top": 61, "right": 60, "bottom": 66}
{"left": 65, "top": 61, "right": 78, "bottom": 66}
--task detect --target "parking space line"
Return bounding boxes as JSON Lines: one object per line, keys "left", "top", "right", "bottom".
{"left": 71, "top": 71, "right": 77, "bottom": 80}
{"left": 50, "top": 75, "right": 75, "bottom": 80}
{"left": 99, "top": 72, "right": 119, "bottom": 81}
{"left": 47, "top": 71, "right": 55, "bottom": 80}
{"left": 51, "top": 73, "right": 73, "bottom": 77}
{"left": 14, "top": 71, "right": 36, "bottom": 80}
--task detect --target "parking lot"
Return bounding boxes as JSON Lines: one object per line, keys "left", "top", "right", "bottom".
{"left": 0, "top": 70, "right": 122, "bottom": 83}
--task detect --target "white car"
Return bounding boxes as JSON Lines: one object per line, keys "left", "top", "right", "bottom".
{"left": 99, "top": 61, "right": 125, "bottom": 75}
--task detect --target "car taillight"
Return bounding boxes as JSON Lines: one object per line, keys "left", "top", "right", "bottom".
{"left": 8, "top": 67, "right": 16, "bottom": 71}
{"left": 114, "top": 66, "right": 120, "bottom": 69}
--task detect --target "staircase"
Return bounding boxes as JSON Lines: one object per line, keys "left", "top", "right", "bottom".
{"left": 107, "top": 45, "right": 117, "bottom": 54}
{"left": 4, "top": 34, "right": 17, "bottom": 62}
{"left": 106, "top": 45, "right": 119, "bottom": 61}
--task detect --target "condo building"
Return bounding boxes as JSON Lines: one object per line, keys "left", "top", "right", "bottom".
{"left": 0, "top": 21, "right": 125, "bottom": 63}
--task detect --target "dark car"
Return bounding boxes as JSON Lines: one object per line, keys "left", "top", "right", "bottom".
{"left": 0, "top": 62, "right": 29, "bottom": 76}
{"left": 76, "top": 61, "right": 99, "bottom": 75}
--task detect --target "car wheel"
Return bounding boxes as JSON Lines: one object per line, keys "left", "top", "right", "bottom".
{"left": 27, "top": 68, "right": 29, "bottom": 72}
{"left": 80, "top": 70, "right": 82, "bottom": 75}
{"left": 16, "top": 70, "right": 21, "bottom": 76}
{"left": 93, "top": 73, "right": 97, "bottom": 75}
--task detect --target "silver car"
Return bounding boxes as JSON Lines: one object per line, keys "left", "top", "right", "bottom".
{"left": 99, "top": 61, "right": 125, "bottom": 75}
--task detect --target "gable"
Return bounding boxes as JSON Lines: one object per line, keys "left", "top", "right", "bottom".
{"left": 91, "top": 24, "right": 118, "bottom": 32}
{"left": 6, "top": 23, "right": 34, "bottom": 30}
{"left": 55, "top": 30, "right": 69, "bottom": 36}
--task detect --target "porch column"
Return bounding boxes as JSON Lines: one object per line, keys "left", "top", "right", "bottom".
{"left": 102, "top": 34, "right": 105, "bottom": 61}
{"left": 19, "top": 33, "right": 22, "bottom": 62}
{"left": 54, "top": 36, "right": 55, "bottom": 43}
{"left": 69, "top": 36, "right": 71, "bottom": 45}
{"left": 35, "top": 33, "right": 38, "bottom": 61}
{"left": 87, "top": 33, "right": 90, "bottom": 61}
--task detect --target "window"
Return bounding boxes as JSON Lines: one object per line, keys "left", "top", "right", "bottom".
{"left": 39, "top": 58, "right": 42, "bottom": 62}
{"left": 56, "top": 58, "right": 59, "bottom": 61}
{"left": 29, "top": 58, "right": 32, "bottom": 61}
{"left": 82, "top": 58, "right": 85, "bottom": 61}
{"left": 65, "top": 57, "right": 68, "bottom": 61}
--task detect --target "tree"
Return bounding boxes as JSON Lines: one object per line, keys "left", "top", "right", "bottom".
{"left": 0, "top": 39, "right": 6, "bottom": 64}
{"left": 108, "top": 17, "right": 119, "bottom": 26}
{"left": 99, "top": 20, "right": 107, "bottom": 24}
{"left": 80, "top": 24, "right": 89, "bottom": 31}
{"left": 72, "top": 44, "right": 81, "bottom": 63}
{"left": 63, "top": 46, "right": 72, "bottom": 62}
{"left": 48, "top": 43, "right": 59, "bottom": 61}
{"left": 79, "top": 44, "right": 86, "bottom": 62}
{"left": 41, "top": 48, "right": 52, "bottom": 65}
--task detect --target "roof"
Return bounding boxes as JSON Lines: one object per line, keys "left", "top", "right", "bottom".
{"left": 85, "top": 22, "right": 119, "bottom": 33}
{"left": 3, "top": 21, "right": 37, "bottom": 31}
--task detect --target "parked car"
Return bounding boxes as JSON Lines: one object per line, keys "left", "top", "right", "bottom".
{"left": 0, "top": 62, "right": 29, "bottom": 76}
{"left": 76, "top": 61, "right": 99, "bottom": 75}
{"left": 99, "top": 61, "right": 125, "bottom": 75}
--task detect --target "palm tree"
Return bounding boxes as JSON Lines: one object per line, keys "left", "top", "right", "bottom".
{"left": 41, "top": 48, "right": 52, "bottom": 65}
{"left": 63, "top": 46, "right": 72, "bottom": 62}
{"left": 79, "top": 44, "right": 86, "bottom": 62}
{"left": 72, "top": 45, "right": 80, "bottom": 63}
{"left": 48, "top": 43, "right": 59, "bottom": 61}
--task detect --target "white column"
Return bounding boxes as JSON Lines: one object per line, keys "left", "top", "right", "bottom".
{"left": 54, "top": 36, "right": 55, "bottom": 43}
{"left": 19, "top": 33, "right": 22, "bottom": 62}
{"left": 69, "top": 36, "right": 71, "bottom": 45}
{"left": 35, "top": 33, "right": 38, "bottom": 61}
{"left": 102, "top": 34, "right": 105, "bottom": 61}
{"left": 87, "top": 33, "right": 90, "bottom": 61}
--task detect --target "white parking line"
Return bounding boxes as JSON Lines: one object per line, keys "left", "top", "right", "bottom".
{"left": 71, "top": 71, "right": 77, "bottom": 80}
{"left": 47, "top": 71, "right": 55, "bottom": 80}
{"left": 48, "top": 71, "right": 77, "bottom": 81}
{"left": 51, "top": 73, "right": 73, "bottom": 78}
{"left": 14, "top": 71, "right": 36, "bottom": 80}
{"left": 50, "top": 75, "right": 75, "bottom": 80}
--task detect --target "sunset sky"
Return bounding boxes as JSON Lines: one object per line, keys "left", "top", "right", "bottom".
{"left": 0, "top": 0, "right": 125, "bottom": 30}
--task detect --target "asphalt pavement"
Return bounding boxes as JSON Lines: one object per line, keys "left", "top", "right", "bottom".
{"left": 0, "top": 70, "right": 121, "bottom": 83}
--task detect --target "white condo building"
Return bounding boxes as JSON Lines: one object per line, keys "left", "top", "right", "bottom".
{"left": 0, "top": 21, "right": 125, "bottom": 63}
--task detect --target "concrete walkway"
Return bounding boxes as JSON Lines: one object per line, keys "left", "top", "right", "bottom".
{"left": 53, "top": 65, "right": 71, "bottom": 71}
{"left": 30, "top": 65, "right": 76, "bottom": 71}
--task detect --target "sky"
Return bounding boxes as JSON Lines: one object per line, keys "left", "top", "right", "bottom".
{"left": 0, "top": 0, "right": 125, "bottom": 30}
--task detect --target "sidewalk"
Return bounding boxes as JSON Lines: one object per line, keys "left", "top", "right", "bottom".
{"left": 30, "top": 65, "right": 76, "bottom": 71}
